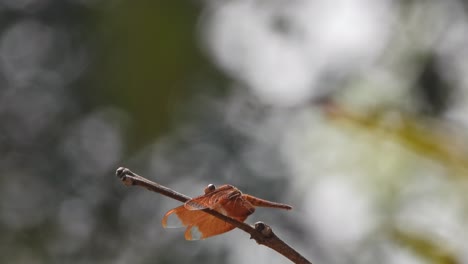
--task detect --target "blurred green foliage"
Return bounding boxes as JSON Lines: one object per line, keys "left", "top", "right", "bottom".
{"left": 391, "top": 228, "right": 458, "bottom": 264}
{"left": 1, "top": 1, "right": 468, "bottom": 264}
{"left": 325, "top": 103, "right": 468, "bottom": 176}
{"left": 89, "top": 1, "right": 224, "bottom": 150}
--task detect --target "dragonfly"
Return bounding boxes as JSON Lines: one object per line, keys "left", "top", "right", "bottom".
{"left": 162, "top": 184, "right": 292, "bottom": 240}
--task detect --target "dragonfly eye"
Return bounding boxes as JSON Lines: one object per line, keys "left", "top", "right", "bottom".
{"left": 204, "top": 184, "right": 216, "bottom": 194}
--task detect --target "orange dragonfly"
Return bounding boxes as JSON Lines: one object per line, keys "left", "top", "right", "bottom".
{"left": 162, "top": 184, "right": 292, "bottom": 240}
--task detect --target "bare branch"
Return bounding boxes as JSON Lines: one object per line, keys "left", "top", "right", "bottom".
{"left": 115, "top": 167, "right": 312, "bottom": 264}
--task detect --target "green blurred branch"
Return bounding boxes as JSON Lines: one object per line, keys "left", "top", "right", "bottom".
{"left": 323, "top": 102, "right": 468, "bottom": 175}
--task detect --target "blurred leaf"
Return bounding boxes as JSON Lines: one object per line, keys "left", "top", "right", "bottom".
{"left": 390, "top": 228, "right": 458, "bottom": 264}
{"left": 87, "top": 1, "right": 225, "bottom": 151}
{"left": 323, "top": 102, "right": 468, "bottom": 175}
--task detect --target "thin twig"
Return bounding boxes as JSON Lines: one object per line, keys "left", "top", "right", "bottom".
{"left": 115, "top": 167, "right": 312, "bottom": 264}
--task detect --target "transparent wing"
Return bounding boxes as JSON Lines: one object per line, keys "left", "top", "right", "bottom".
{"left": 162, "top": 203, "right": 249, "bottom": 240}
{"left": 184, "top": 197, "right": 210, "bottom": 210}
{"left": 184, "top": 213, "right": 236, "bottom": 240}
{"left": 162, "top": 205, "right": 188, "bottom": 228}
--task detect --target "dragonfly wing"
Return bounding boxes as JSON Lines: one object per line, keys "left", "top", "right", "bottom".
{"left": 162, "top": 206, "right": 236, "bottom": 240}
{"left": 184, "top": 198, "right": 209, "bottom": 210}
{"left": 162, "top": 205, "right": 212, "bottom": 228}
{"left": 185, "top": 202, "right": 251, "bottom": 240}
{"left": 184, "top": 213, "right": 237, "bottom": 240}
{"left": 162, "top": 205, "right": 189, "bottom": 228}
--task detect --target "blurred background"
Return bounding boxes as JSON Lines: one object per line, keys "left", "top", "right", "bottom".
{"left": 1, "top": 0, "right": 468, "bottom": 263}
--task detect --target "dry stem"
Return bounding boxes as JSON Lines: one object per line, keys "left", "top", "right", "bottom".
{"left": 115, "top": 167, "right": 312, "bottom": 264}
